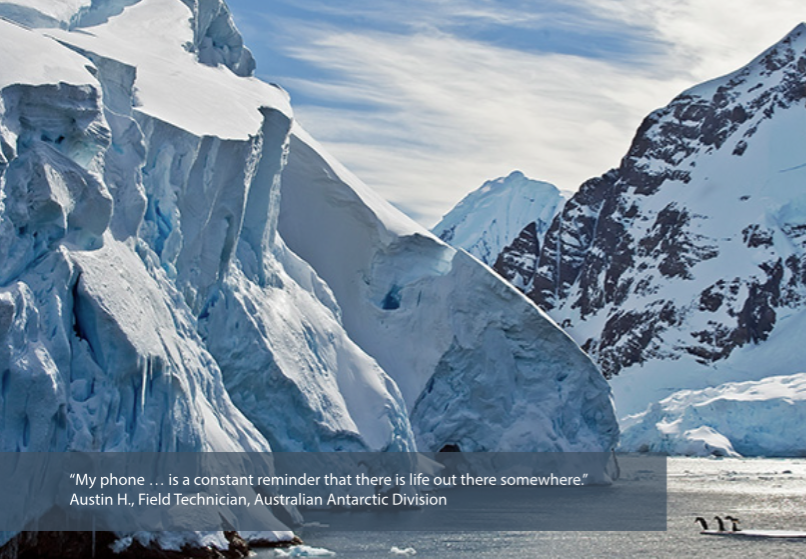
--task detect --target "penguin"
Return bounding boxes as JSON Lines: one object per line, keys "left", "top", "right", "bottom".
{"left": 725, "top": 515, "right": 741, "bottom": 532}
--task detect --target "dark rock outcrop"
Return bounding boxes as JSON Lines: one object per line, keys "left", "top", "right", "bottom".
{"left": 0, "top": 531, "right": 255, "bottom": 559}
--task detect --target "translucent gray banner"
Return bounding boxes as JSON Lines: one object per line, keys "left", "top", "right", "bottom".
{"left": 0, "top": 452, "right": 666, "bottom": 531}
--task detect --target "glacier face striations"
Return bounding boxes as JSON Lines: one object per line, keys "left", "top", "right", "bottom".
{"left": 0, "top": 0, "right": 417, "bottom": 459}
{"left": 0, "top": 0, "right": 619, "bottom": 551}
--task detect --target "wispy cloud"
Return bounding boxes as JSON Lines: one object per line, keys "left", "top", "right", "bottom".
{"left": 282, "top": 29, "right": 682, "bottom": 222}
{"left": 229, "top": 0, "right": 806, "bottom": 226}
{"left": 588, "top": 0, "right": 806, "bottom": 79}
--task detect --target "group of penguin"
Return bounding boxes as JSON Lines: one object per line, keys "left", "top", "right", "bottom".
{"left": 695, "top": 516, "right": 741, "bottom": 532}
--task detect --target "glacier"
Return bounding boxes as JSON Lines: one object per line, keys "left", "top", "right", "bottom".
{"left": 1, "top": 0, "right": 417, "bottom": 457}
{"left": 0, "top": 0, "right": 619, "bottom": 554}
{"left": 279, "top": 127, "right": 617, "bottom": 452}
{"left": 620, "top": 373, "right": 806, "bottom": 457}
{"left": 0, "top": 0, "right": 411, "bottom": 552}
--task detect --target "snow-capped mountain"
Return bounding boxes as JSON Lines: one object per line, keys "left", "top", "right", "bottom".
{"left": 431, "top": 171, "right": 570, "bottom": 273}
{"left": 0, "top": 0, "right": 618, "bottom": 553}
{"left": 495, "top": 23, "right": 806, "bottom": 417}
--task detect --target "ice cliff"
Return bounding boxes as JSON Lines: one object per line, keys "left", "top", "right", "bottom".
{"left": 620, "top": 373, "right": 806, "bottom": 457}
{"left": 0, "top": 0, "right": 417, "bottom": 459}
{"left": 279, "top": 127, "right": 616, "bottom": 452}
{"left": 0, "top": 0, "right": 619, "bottom": 552}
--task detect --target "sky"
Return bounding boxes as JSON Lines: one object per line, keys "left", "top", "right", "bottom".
{"left": 226, "top": 0, "right": 806, "bottom": 227}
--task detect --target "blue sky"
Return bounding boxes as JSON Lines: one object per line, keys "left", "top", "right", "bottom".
{"left": 227, "top": 0, "right": 805, "bottom": 226}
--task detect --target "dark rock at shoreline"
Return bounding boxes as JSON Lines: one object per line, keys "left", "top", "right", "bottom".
{"left": 0, "top": 530, "right": 268, "bottom": 559}
{"left": 249, "top": 534, "right": 304, "bottom": 548}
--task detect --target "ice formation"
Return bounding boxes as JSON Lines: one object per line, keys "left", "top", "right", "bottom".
{"left": 274, "top": 545, "right": 337, "bottom": 558}
{"left": 279, "top": 127, "right": 617, "bottom": 452}
{"left": 620, "top": 373, "right": 806, "bottom": 457}
{"left": 0, "top": 0, "right": 619, "bottom": 552}
{"left": 0, "top": 0, "right": 410, "bottom": 549}
{"left": 390, "top": 546, "right": 418, "bottom": 556}
{"left": 0, "top": 0, "right": 417, "bottom": 459}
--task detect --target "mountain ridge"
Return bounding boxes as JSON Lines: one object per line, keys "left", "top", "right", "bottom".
{"left": 460, "top": 22, "right": 806, "bottom": 417}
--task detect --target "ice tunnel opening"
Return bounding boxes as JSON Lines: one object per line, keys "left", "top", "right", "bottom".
{"left": 381, "top": 286, "right": 401, "bottom": 310}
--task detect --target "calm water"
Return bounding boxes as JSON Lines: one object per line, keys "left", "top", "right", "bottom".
{"left": 257, "top": 457, "right": 806, "bottom": 558}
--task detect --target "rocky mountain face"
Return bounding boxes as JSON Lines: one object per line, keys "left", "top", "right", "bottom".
{"left": 493, "top": 221, "right": 541, "bottom": 291}
{"left": 490, "top": 23, "right": 806, "bottom": 415}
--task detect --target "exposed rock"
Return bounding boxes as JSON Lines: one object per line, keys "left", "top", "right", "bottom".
{"left": 493, "top": 221, "right": 539, "bottom": 289}
{"left": 0, "top": 531, "right": 256, "bottom": 559}
{"left": 483, "top": 24, "right": 806, "bottom": 413}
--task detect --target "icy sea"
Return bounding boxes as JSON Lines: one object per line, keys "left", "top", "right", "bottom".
{"left": 257, "top": 458, "right": 806, "bottom": 559}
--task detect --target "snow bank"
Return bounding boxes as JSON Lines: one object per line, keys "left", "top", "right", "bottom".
{"left": 620, "top": 373, "right": 806, "bottom": 457}
{"left": 46, "top": 0, "right": 291, "bottom": 140}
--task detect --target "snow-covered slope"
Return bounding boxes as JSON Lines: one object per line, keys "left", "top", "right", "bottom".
{"left": 495, "top": 23, "right": 806, "bottom": 417}
{"left": 620, "top": 373, "right": 806, "bottom": 457}
{"left": 432, "top": 171, "right": 569, "bottom": 270}
{"left": 279, "top": 127, "right": 617, "bottom": 452}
